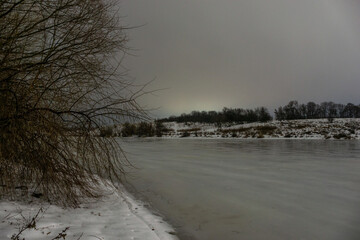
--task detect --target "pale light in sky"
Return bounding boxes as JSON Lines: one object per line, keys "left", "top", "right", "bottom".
{"left": 121, "top": 0, "right": 360, "bottom": 117}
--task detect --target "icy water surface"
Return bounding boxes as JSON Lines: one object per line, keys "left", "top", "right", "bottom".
{"left": 121, "top": 139, "right": 360, "bottom": 240}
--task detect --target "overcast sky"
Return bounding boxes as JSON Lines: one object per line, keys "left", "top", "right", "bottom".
{"left": 120, "top": 0, "right": 360, "bottom": 117}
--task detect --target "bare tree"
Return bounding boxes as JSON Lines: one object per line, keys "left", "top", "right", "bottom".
{"left": 0, "top": 0, "right": 147, "bottom": 205}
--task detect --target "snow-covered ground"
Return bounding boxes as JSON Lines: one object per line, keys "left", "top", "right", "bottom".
{"left": 161, "top": 118, "right": 360, "bottom": 139}
{"left": 0, "top": 183, "right": 178, "bottom": 240}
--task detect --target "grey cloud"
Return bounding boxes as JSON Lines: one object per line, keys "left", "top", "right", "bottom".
{"left": 121, "top": 0, "right": 360, "bottom": 117}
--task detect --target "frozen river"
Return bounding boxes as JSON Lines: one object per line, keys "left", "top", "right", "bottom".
{"left": 121, "top": 139, "right": 360, "bottom": 240}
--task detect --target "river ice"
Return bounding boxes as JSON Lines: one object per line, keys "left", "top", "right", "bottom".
{"left": 122, "top": 139, "right": 360, "bottom": 240}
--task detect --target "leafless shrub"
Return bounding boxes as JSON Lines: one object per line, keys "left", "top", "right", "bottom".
{"left": 121, "top": 122, "right": 136, "bottom": 137}
{"left": 327, "top": 117, "right": 334, "bottom": 123}
{"left": 344, "top": 121, "right": 359, "bottom": 130}
{"left": 257, "top": 133, "right": 264, "bottom": 138}
{"left": 135, "top": 122, "right": 154, "bottom": 137}
{"left": 0, "top": 0, "right": 148, "bottom": 206}
{"left": 99, "top": 126, "right": 114, "bottom": 137}
{"left": 180, "top": 131, "right": 190, "bottom": 138}
{"left": 154, "top": 121, "right": 166, "bottom": 137}
{"left": 254, "top": 125, "right": 277, "bottom": 135}
{"left": 333, "top": 133, "right": 351, "bottom": 139}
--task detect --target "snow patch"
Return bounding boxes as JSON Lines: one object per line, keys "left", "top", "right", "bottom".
{"left": 0, "top": 183, "right": 178, "bottom": 240}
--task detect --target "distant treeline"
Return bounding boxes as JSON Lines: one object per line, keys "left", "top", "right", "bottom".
{"left": 159, "top": 101, "right": 360, "bottom": 124}
{"left": 159, "top": 107, "right": 272, "bottom": 124}
{"left": 275, "top": 101, "right": 360, "bottom": 120}
{"left": 101, "top": 121, "right": 168, "bottom": 138}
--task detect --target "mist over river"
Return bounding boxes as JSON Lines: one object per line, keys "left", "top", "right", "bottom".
{"left": 121, "top": 139, "right": 360, "bottom": 240}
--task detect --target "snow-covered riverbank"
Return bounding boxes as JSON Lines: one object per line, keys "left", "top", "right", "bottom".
{"left": 160, "top": 118, "right": 360, "bottom": 139}
{"left": 0, "top": 183, "right": 178, "bottom": 240}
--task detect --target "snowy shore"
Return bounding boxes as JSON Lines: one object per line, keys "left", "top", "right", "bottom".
{"left": 0, "top": 183, "right": 178, "bottom": 240}
{"left": 159, "top": 118, "right": 360, "bottom": 140}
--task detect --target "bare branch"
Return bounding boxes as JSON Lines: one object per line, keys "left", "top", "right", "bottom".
{"left": 0, "top": 0, "right": 147, "bottom": 206}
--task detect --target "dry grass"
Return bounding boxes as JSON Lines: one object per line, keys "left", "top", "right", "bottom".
{"left": 220, "top": 125, "right": 277, "bottom": 136}
{"left": 220, "top": 127, "right": 252, "bottom": 134}
{"left": 177, "top": 128, "right": 201, "bottom": 132}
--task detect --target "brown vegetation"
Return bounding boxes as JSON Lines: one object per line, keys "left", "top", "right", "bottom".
{"left": 177, "top": 128, "right": 201, "bottom": 132}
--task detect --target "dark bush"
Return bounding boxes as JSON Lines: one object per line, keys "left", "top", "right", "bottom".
{"left": 136, "top": 122, "right": 155, "bottom": 137}
{"left": 121, "top": 122, "right": 136, "bottom": 137}
{"left": 333, "top": 133, "right": 350, "bottom": 139}
{"left": 181, "top": 131, "right": 190, "bottom": 138}
{"left": 99, "top": 126, "right": 114, "bottom": 137}
{"left": 155, "top": 121, "right": 166, "bottom": 137}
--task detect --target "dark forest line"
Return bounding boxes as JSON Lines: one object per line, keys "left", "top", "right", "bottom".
{"left": 274, "top": 101, "right": 360, "bottom": 120}
{"left": 159, "top": 107, "right": 272, "bottom": 124}
{"left": 158, "top": 101, "right": 360, "bottom": 123}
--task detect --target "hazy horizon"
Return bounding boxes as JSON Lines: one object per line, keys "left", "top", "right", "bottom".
{"left": 121, "top": 0, "right": 360, "bottom": 118}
